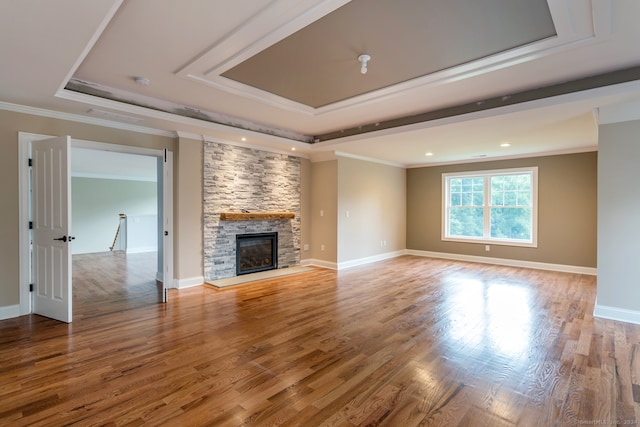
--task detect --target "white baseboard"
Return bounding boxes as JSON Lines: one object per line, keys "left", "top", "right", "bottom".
{"left": 176, "top": 276, "right": 205, "bottom": 289}
{"left": 594, "top": 303, "right": 640, "bottom": 325}
{"left": 301, "top": 258, "right": 337, "bottom": 270}
{"left": 337, "top": 250, "right": 407, "bottom": 270}
{"left": 0, "top": 305, "right": 20, "bottom": 321}
{"left": 406, "top": 250, "right": 597, "bottom": 275}
{"left": 155, "top": 273, "right": 177, "bottom": 289}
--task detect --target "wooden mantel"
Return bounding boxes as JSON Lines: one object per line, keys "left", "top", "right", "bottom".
{"left": 219, "top": 212, "right": 295, "bottom": 221}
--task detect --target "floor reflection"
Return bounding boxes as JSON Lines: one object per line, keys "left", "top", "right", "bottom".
{"left": 445, "top": 276, "right": 532, "bottom": 359}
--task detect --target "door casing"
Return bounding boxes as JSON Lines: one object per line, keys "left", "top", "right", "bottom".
{"left": 18, "top": 132, "right": 175, "bottom": 317}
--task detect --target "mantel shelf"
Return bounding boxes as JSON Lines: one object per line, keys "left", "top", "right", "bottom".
{"left": 219, "top": 212, "right": 295, "bottom": 221}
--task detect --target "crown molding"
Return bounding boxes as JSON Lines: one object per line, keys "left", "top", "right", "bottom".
{"left": 406, "top": 146, "right": 598, "bottom": 169}
{"left": 193, "top": 133, "right": 310, "bottom": 159}
{"left": 0, "top": 101, "right": 175, "bottom": 138}
{"left": 57, "top": 87, "right": 311, "bottom": 142}
{"left": 334, "top": 151, "right": 405, "bottom": 168}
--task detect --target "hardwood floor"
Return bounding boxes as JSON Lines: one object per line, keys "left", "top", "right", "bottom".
{"left": 71, "top": 251, "right": 162, "bottom": 320}
{"left": 1, "top": 255, "right": 639, "bottom": 426}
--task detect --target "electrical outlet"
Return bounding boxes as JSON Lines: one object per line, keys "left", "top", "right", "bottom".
{"left": 485, "top": 245, "right": 490, "bottom": 251}
{"left": 303, "top": 244, "right": 309, "bottom": 251}
{"left": 345, "top": 210, "right": 350, "bottom": 218}
{"left": 321, "top": 244, "right": 325, "bottom": 251}
{"left": 320, "top": 210, "right": 324, "bottom": 217}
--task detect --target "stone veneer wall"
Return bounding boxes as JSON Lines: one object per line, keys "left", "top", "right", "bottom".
{"left": 203, "top": 142, "right": 301, "bottom": 280}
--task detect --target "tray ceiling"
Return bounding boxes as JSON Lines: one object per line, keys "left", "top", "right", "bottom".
{"left": 221, "top": 0, "right": 556, "bottom": 108}
{"left": 4, "top": 0, "right": 640, "bottom": 166}
{"left": 68, "top": 0, "right": 592, "bottom": 138}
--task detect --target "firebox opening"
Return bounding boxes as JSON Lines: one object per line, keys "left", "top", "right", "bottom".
{"left": 236, "top": 232, "right": 278, "bottom": 276}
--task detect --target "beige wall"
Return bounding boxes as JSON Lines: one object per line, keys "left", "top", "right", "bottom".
{"left": 300, "top": 158, "right": 312, "bottom": 260}
{"left": 0, "top": 106, "right": 601, "bottom": 316}
{"left": 310, "top": 160, "right": 338, "bottom": 262}
{"left": 337, "top": 157, "right": 406, "bottom": 263}
{"left": 175, "top": 137, "right": 203, "bottom": 281}
{"left": 597, "top": 120, "right": 640, "bottom": 314}
{"left": 407, "top": 152, "right": 597, "bottom": 268}
{"left": 0, "top": 109, "right": 175, "bottom": 309}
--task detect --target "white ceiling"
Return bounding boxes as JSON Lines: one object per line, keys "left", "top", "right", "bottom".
{"left": 2, "top": 1, "right": 640, "bottom": 167}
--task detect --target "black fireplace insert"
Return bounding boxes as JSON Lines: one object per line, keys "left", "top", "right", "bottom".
{"left": 236, "top": 232, "right": 278, "bottom": 275}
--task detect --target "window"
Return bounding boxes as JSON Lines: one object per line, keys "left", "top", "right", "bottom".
{"left": 443, "top": 167, "right": 537, "bottom": 247}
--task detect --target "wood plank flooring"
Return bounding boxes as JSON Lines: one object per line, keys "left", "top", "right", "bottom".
{"left": 1, "top": 255, "right": 639, "bottom": 426}
{"left": 72, "top": 251, "right": 162, "bottom": 320}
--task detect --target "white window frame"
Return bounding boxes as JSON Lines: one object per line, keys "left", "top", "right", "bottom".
{"left": 442, "top": 167, "right": 538, "bottom": 247}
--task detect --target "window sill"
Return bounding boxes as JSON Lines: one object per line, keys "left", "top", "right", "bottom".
{"left": 442, "top": 237, "right": 537, "bottom": 248}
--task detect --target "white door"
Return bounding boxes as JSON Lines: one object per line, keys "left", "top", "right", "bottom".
{"left": 162, "top": 149, "right": 173, "bottom": 302}
{"left": 31, "top": 136, "right": 73, "bottom": 323}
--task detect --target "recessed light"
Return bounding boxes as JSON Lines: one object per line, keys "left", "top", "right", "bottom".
{"left": 241, "top": 137, "right": 247, "bottom": 142}
{"left": 425, "top": 152, "right": 433, "bottom": 156}
{"left": 500, "top": 143, "right": 511, "bottom": 147}
{"left": 291, "top": 147, "right": 296, "bottom": 151}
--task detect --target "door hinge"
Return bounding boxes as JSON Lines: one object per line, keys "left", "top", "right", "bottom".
{"left": 29, "top": 221, "right": 33, "bottom": 230}
{"left": 29, "top": 284, "right": 33, "bottom": 292}
{"left": 28, "top": 158, "right": 32, "bottom": 167}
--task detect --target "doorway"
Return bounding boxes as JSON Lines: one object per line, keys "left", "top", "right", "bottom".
{"left": 70, "top": 147, "right": 162, "bottom": 319}
{"left": 18, "top": 132, "right": 174, "bottom": 322}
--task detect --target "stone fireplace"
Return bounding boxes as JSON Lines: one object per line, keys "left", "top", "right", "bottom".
{"left": 203, "top": 142, "right": 301, "bottom": 280}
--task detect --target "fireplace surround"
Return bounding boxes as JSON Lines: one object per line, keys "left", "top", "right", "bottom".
{"left": 203, "top": 141, "right": 301, "bottom": 280}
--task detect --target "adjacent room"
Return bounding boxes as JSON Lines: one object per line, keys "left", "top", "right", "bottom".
{"left": 2, "top": 0, "right": 640, "bottom": 425}
{"left": 71, "top": 148, "right": 163, "bottom": 318}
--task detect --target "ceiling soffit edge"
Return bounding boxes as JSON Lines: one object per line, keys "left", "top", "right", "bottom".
{"left": 55, "top": 0, "right": 124, "bottom": 94}
{"left": 406, "top": 146, "right": 598, "bottom": 169}
{"left": 314, "top": 65, "right": 640, "bottom": 142}
{"left": 61, "top": 64, "right": 640, "bottom": 147}
{"left": 0, "top": 100, "right": 174, "bottom": 138}
{"left": 62, "top": 79, "right": 312, "bottom": 143}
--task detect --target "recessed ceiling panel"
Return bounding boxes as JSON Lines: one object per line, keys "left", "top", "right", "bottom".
{"left": 222, "top": 0, "right": 556, "bottom": 108}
